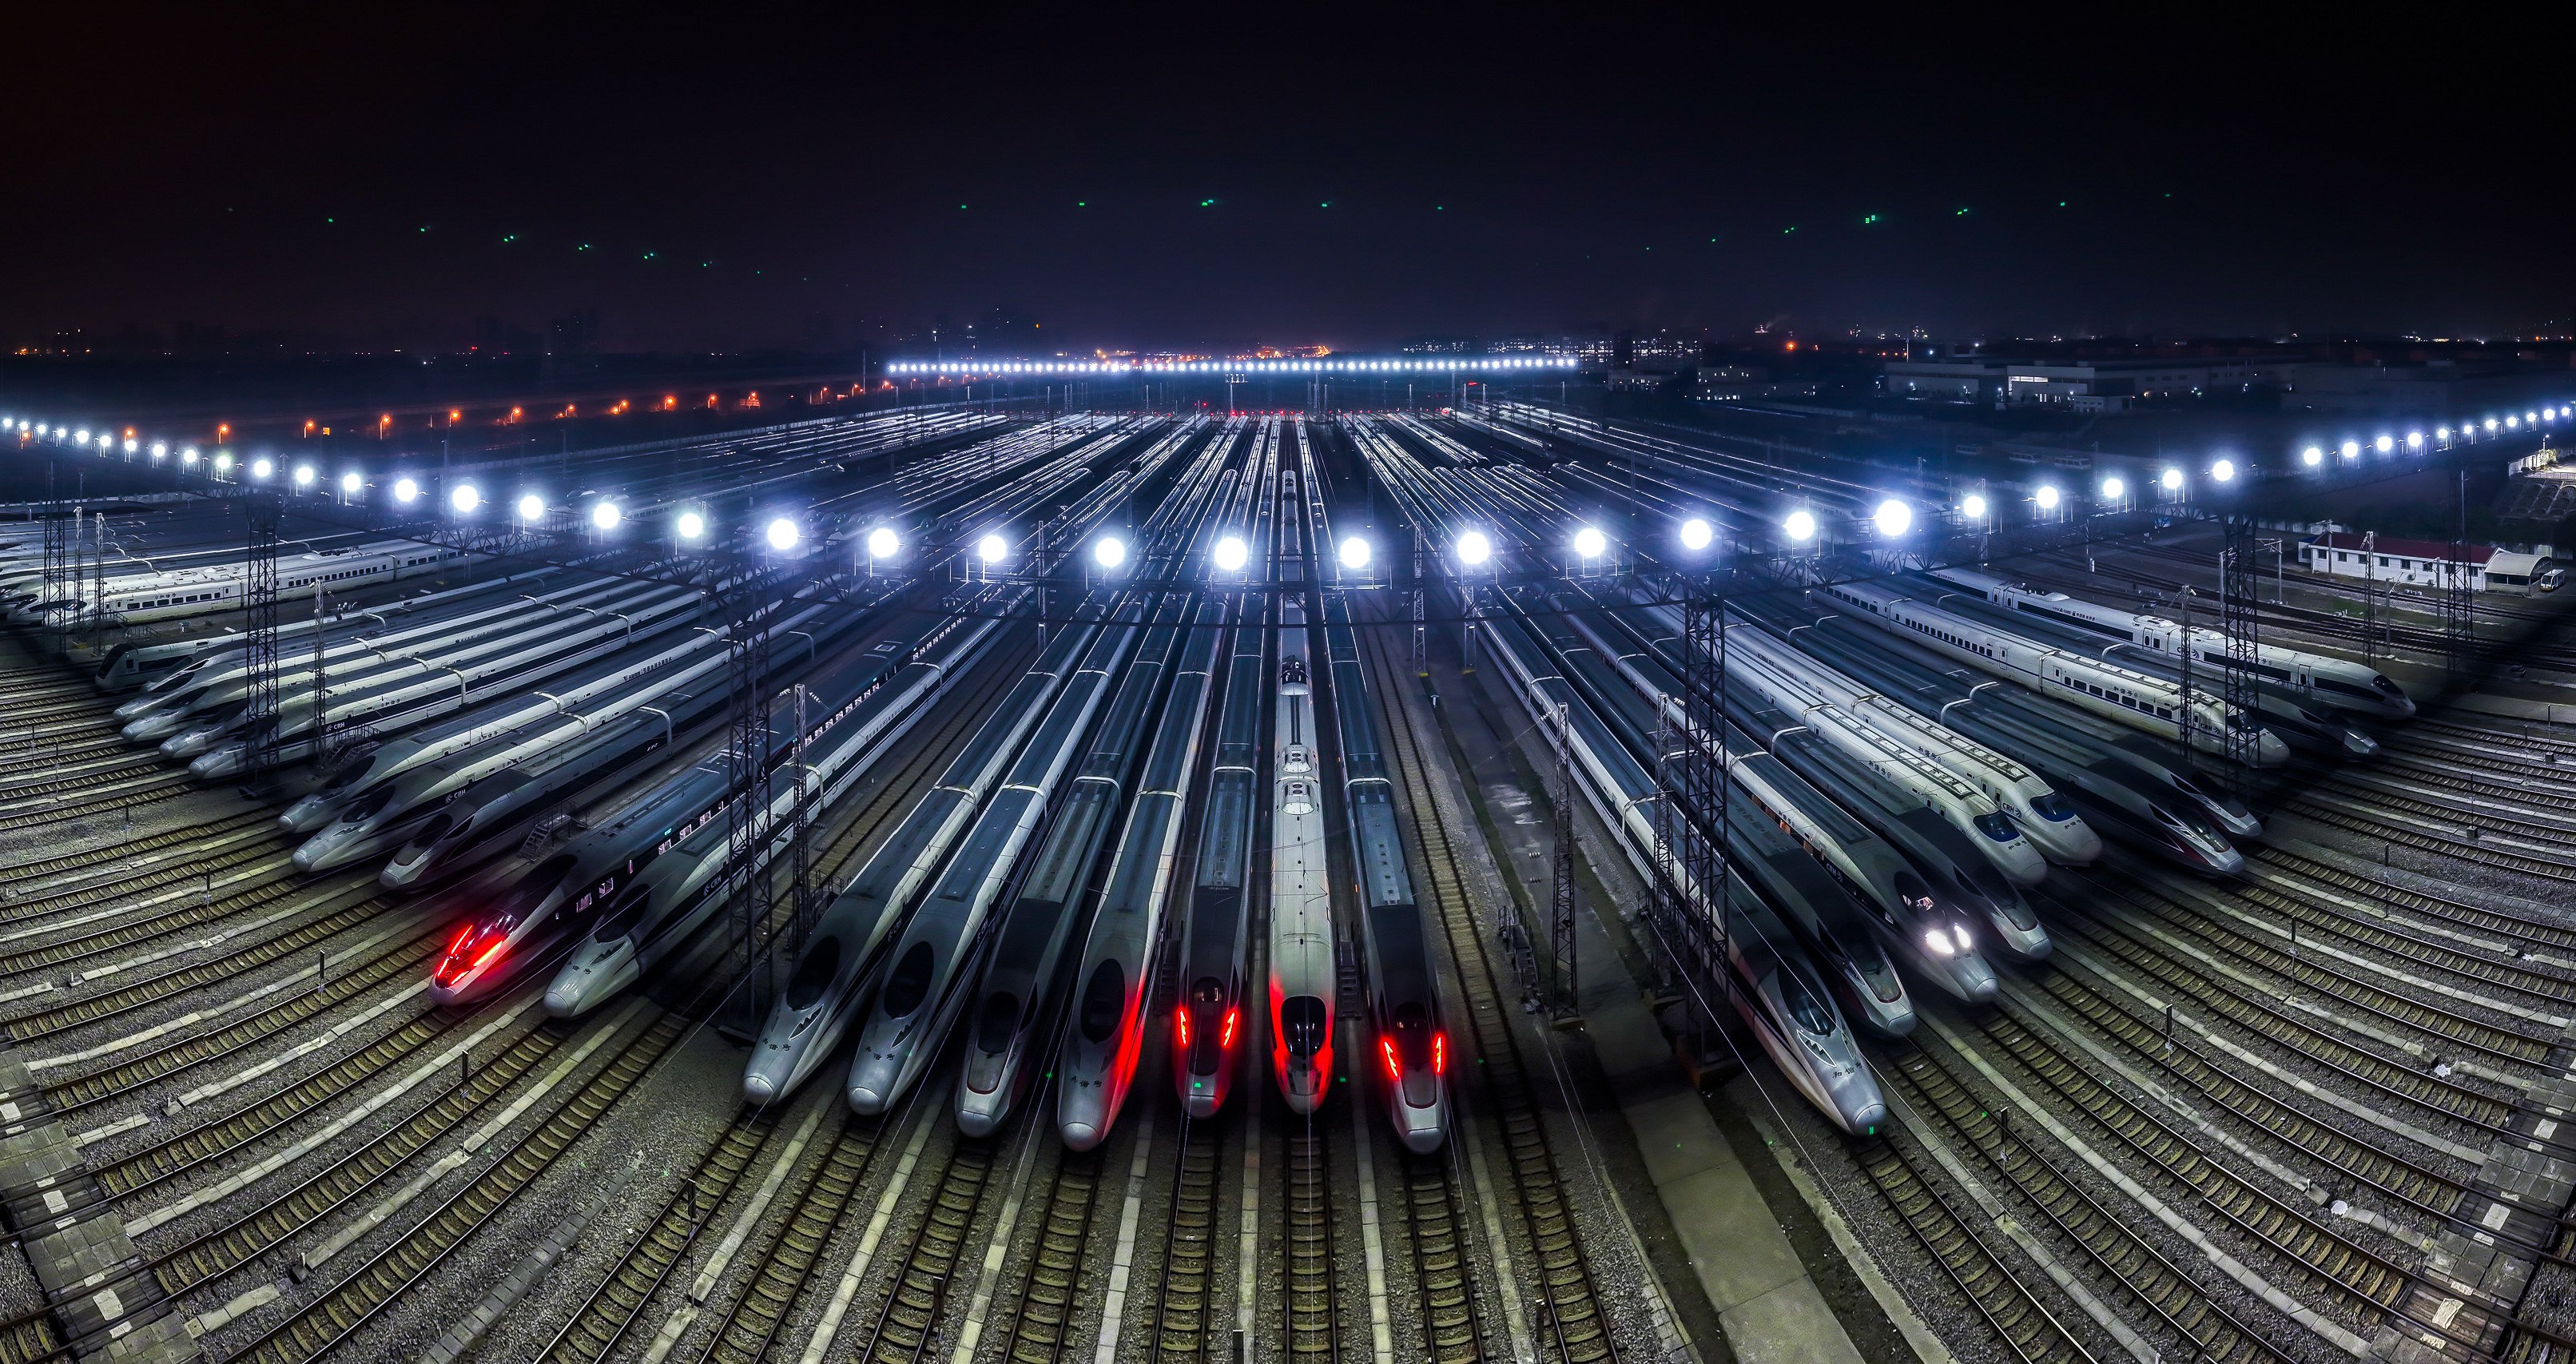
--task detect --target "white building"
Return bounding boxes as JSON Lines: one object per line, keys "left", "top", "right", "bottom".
{"left": 2299, "top": 531, "right": 2501, "bottom": 590}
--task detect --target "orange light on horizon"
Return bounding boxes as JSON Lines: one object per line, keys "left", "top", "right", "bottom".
{"left": 304, "top": 420, "right": 316, "bottom": 435}
{"left": 507, "top": 406, "right": 523, "bottom": 422}
{"left": 217, "top": 423, "right": 231, "bottom": 439}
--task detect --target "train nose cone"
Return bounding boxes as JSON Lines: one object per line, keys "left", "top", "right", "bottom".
{"left": 380, "top": 855, "right": 425, "bottom": 890}
{"left": 955, "top": 1093, "right": 1004, "bottom": 1139}
{"left": 1061, "top": 1119, "right": 1103, "bottom": 1151}
{"left": 1847, "top": 1097, "right": 1890, "bottom": 1134}
{"left": 2342, "top": 730, "right": 2379, "bottom": 758}
{"left": 741, "top": 1070, "right": 781, "bottom": 1106}
{"left": 1396, "top": 1104, "right": 1445, "bottom": 1155}
{"left": 2065, "top": 826, "right": 2105, "bottom": 863}
{"left": 159, "top": 729, "right": 209, "bottom": 758}
{"left": 290, "top": 840, "right": 328, "bottom": 873}
{"left": 1954, "top": 957, "right": 2000, "bottom": 1003}
{"left": 188, "top": 747, "right": 244, "bottom": 781}
{"left": 280, "top": 793, "right": 336, "bottom": 833}
{"left": 847, "top": 1056, "right": 897, "bottom": 1115}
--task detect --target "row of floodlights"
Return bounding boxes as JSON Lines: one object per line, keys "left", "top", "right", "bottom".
{"left": 885, "top": 356, "right": 1580, "bottom": 376}
{"left": 2299, "top": 406, "right": 2567, "bottom": 465}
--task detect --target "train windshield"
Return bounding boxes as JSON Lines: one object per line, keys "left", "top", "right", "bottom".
{"left": 1974, "top": 812, "right": 2019, "bottom": 843}
{"left": 1280, "top": 996, "right": 1328, "bottom": 1058}
{"left": 785, "top": 938, "right": 841, "bottom": 1010}
{"left": 1776, "top": 966, "right": 1837, "bottom": 1037}
{"left": 1076, "top": 961, "right": 1124, "bottom": 1044}
{"left": 2029, "top": 791, "right": 2076, "bottom": 822}
{"left": 975, "top": 992, "right": 1020, "bottom": 1055}
{"left": 881, "top": 942, "right": 936, "bottom": 1019}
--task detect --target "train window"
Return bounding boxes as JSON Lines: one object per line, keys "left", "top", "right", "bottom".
{"left": 1779, "top": 970, "right": 1836, "bottom": 1036}
{"left": 974, "top": 992, "right": 1020, "bottom": 1055}
{"left": 1974, "top": 812, "right": 2018, "bottom": 842}
{"left": 881, "top": 942, "right": 937, "bottom": 1019}
{"left": 786, "top": 939, "right": 841, "bottom": 1009}
{"left": 409, "top": 812, "right": 455, "bottom": 849}
{"left": 1076, "top": 960, "right": 1125, "bottom": 1044}
{"left": 1282, "top": 995, "right": 1329, "bottom": 1057}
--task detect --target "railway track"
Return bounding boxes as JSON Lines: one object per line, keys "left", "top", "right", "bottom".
{"left": 1150, "top": 1113, "right": 1227, "bottom": 1362}
{"left": 2252, "top": 848, "right": 2576, "bottom": 956}
{"left": 1360, "top": 613, "right": 1615, "bottom": 1364}
{"left": 850, "top": 1135, "right": 998, "bottom": 1364}
{"left": 2286, "top": 799, "right": 2576, "bottom": 885}
{"left": 1854, "top": 1128, "right": 2099, "bottom": 1363}
{"left": 225, "top": 1011, "right": 687, "bottom": 1364}
{"left": 1282, "top": 1118, "right": 1338, "bottom": 1360}
{"left": 539, "top": 1112, "right": 782, "bottom": 1364}
{"left": 0, "top": 766, "right": 191, "bottom": 831}
{"left": 1882, "top": 1042, "right": 2296, "bottom": 1364}
{"left": 1969, "top": 1003, "right": 2506, "bottom": 1353}
{"left": 0, "top": 809, "right": 280, "bottom": 916}
{"left": 692, "top": 1114, "right": 888, "bottom": 1364}
{"left": 0, "top": 847, "right": 320, "bottom": 976}
{"left": 2041, "top": 885, "right": 2525, "bottom": 1137}
{"left": 997, "top": 1147, "right": 1106, "bottom": 1364}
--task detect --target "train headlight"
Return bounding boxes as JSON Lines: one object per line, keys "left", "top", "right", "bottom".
{"left": 1924, "top": 928, "right": 1957, "bottom": 958}
{"left": 1953, "top": 926, "right": 1974, "bottom": 953}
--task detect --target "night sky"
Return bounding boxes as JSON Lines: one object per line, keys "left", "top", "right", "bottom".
{"left": 7, "top": 10, "right": 2566, "bottom": 354}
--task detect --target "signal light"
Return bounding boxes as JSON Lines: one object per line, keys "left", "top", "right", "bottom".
{"left": 1220, "top": 1007, "right": 1240, "bottom": 1050}
{"left": 1381, "top": 1035, "right": 1402, "bottom": 1082}
{"left": 1175, "top": 1005, "right": 1191, "bottom": 1049}
{"left": 1433, "top": 1032, "right": 1447, "bottom": 1075}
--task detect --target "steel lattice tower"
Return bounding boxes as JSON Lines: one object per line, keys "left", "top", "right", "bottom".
{"left": 239, "top": 491, "right": 284, "bottom": 785}
{"left": 1651, "top": 575, "right": 1730, "bottom": 1039}
{"left": 2443, "top": 463, "right": 2474, "bottom": 684}
{"left": 1549, "top": 699, "right": 1579, "bottom": 1017}
{"left": 2221, "top": 516, "right": 2262, "bottom": 797}
{"left": 722, "top": 559, "right": 777, "bottom": 1021}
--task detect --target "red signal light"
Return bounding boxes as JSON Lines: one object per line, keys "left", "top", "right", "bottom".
{"left": 1220, "top": 1007, "right": 1239, "bottom": 1050}
{"left": 1380, "top": 1036, "right": 1401, "bottom": 1082}
{"left": 1175, "top": 1006, "right": 1191, "bottom": 1049}
{"left": 1433, "top": 1032, "right": 1446, "bottom": 1076}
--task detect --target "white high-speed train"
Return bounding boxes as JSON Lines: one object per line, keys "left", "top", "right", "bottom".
{"left": 1930, "top": 567, "right": 2413, "bottom": 720}
{"left": 1266, "top": 596, "right": 1334, "bottom": 1114}
{"left": 1823, "top": 579, "right": 2289, "bottom": 766}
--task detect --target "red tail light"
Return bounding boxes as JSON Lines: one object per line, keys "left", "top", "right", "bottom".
{"left": 446, "top": 924, "right": 474, "bottom": 955}
{"left": 1175, "top": 1006, "right": 1191, "bottom": 1050}
{"left": 1220, "top": 1007, "right": 1240, "bottom": 1050}
{"left": 1433, "top": 1031, "right": 1446, "bottom": 1076}
{"left": 1380, "top": 1035, "right": 1401, "bottom": 1082}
